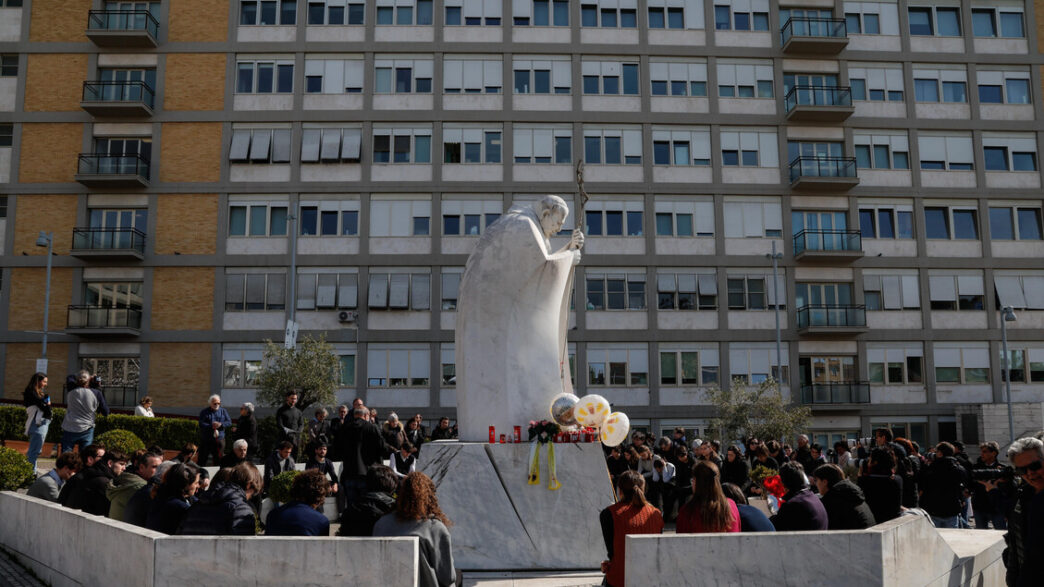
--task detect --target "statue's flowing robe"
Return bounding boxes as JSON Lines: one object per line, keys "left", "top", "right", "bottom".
{"left": 455, "top": 205, "right": 575, "bottom": 441}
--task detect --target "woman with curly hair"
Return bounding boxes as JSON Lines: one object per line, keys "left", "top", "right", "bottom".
{"left": 373, "top": 472, "right": 456, "bottom": 587}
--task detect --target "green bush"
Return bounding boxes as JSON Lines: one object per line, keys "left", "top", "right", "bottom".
{"left": 256, "top": 415, "right": 281, "bottom": 459}
{"left": 95, "top": 429, "right": 146, "bottom": 456}
{"left": 0, "top": 406, "right": 198, "bottom": 453}
{"left": 268, "top": 470, "right": 300, "bottom": 504}
{"left": 0, "top": 446, "right": 34, "bottom": 491}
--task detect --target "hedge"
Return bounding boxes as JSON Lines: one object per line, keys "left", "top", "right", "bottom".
{"left": 0, "top": 406, "right": 198, "bottom": 452}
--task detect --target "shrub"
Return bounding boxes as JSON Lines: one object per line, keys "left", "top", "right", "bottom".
{"left": 95, "top": 429, "right": 146, "bottom": 455}
{"left": 268, "top": 470, "right": 300, "bottom": 504}
{"left": 0, "top": 446, "right": 34, "bottom": 490}
{"left": 0, "top": 406, "right": 198, "bottom": 453}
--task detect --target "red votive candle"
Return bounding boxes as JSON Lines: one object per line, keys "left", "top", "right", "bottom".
{"left": 489, "top": 426, "right": 495, "bottom": 443}
{"left": 514, "top": 426, "right": 521, "bottom": 443}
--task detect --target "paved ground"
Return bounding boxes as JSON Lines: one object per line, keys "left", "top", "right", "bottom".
{"left": 0, "top": 549, "right": 45, "bottom": 587}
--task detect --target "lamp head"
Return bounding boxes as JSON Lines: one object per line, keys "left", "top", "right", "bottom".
{"left": 1003, "top": 306, "right": 1017, "bottom": 322}
{"left": 35, "top": 231, "right": 51, "bottom": 248}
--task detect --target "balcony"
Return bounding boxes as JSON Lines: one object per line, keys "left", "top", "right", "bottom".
{"left": 66, "top": 306, "right": 142, "bottom": 336}
{"left": 781, "top": 17, "right": 848, "bottom": 53}
{"left": 75, "top": 154, "right": 150, "bottom": 188}
{"left": 784, "top": 86, "right": 854, "bottom": 122}
{"left": 80, "top": 81, "right": 155, "bottom": 117}
{"left": 789, "top": 156, "right": 859, "bottom": 191}
{"left": 796, "top": 304, "right": 867, "bottom": 335}
{"left": 800, "top": 382, "right": 870, "bottom": 405}
{"left": 86, "top": 10, "right": 159, "bottom": 47}
{"left": 70, "top": 228, "right": 146, "bottom": 260}
{"left": 793, "top": 230, "right": 863, "bottom": 262}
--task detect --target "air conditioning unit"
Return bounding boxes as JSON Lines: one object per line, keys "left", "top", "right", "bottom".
{"left": 338, "top": 310, "right": 357, "bottom": 323}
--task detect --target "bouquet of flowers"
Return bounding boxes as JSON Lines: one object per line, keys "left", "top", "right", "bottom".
{"left": 527, "top": 420, "right": 562, "bottom": 490}
{"left": 750, "top": 464, "right": 779, "bottom": 488}
{"left": 528, "top": 420, "right": 560, "bottom": 444}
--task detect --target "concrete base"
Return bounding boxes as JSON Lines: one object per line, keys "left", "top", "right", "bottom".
{"left": 418, "top": 441, "right": 614, "bottom": 571}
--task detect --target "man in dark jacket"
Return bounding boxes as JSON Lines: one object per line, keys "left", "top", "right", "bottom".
{"left": 793, "top": 435, "right": 815, "bottom": 474}
{"left": 1004, "top": 437, "right": 1044, "bottom": 587}
{"left": 338, "top": 465, "right": 398, "bottom": 536}
{"left": 770, "top": 462, "right": 828, "bottom": 531}
{"left": 972, "top": 441, "right": 1015, "bottom": 530}
{"left": 337, "top": 406, "right": 393, "bottom": 507}
{"left": 430, "top": 417, "right": 455, "bottom": 440}
{"left": 327, "top": 404, "right": 350, "bottom": 460}
{"left": 233, "top": 403, "right": 258, "bottom": 460}
{"left": 263, "top": 441, "right": 297, "bottom": 493}
{"left": 275, "top": 392, "right": 304, "bottom": 454}
{"left": 812, "top": 463, "right": 876, "bottom": 530}
{"left": 178, "top": 462, "right": 262, "bottom": 536}
{"left": 197, "top": 395, "right": 233, "bottom": 467}
{"left": 920, "top": 442, "right": 970, "bottom": 528}
{"left": 63, "top": 450, "right": 128, "bottom": 515}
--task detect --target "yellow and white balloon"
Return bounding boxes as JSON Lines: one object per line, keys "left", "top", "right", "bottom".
{"left": 549, "top": 393, "right": 630, "bottom": 448}
{"left": 599, "top": 412, "right": 630, "bottom": 447}
{"left": 574, "top": 394, "right": 611, "bottom": 427}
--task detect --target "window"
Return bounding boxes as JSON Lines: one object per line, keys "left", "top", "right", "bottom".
{"left": 304, "top": 58, "right": 364, "bottom": 93}
{"left": 368, "top": 271, "right": 430, "bottom": 310}
{"left": 444, "top": 57, "right": 503, "bottom": 94}
{"left": 843, "top": 2, "right": 900, "bottom": 35}
{"left": 375, "top": 0, "right": 433, "bottom": 25}
{"left": 587, "top": 344, "right": 648, "bottom": 386}
{"left": 990, "top": 206, "right": 1043, "bottom": 241}
{"left": 858, "top": 204, "right": 914, "bottom": 239}
{"left": 977, "top": 70, "right": 1031, "bottom": 105}
{"left": 655, "top": 197, "right": 712, "bottom": 237}
{"left": 299, "top": 200, "right": 359, "bottom": 236}
{"left": 442, "top": 199, "right": 501, "bottom": 236}
{"left": 983, "top": 134, "right": 1037, "bottom": 171}
{"left": 929, "top": 273, "right": 984, "bottom": 311}
{"left": 723, "top": 198, "right": 782, "bottom": 238}
{"left": 716, "top": 60, "right": 773, "bottom": 98}
{"left": 229, "top": 201, "right": 289, "bottom": 236}
{"left": 0, "top": 196, "right": 10, "bottom": 218}
{"left": 297, "top": 271, "right": 358, "bottom": 309}
{"left": 660, "top": 346, "right": 718, "bottom": 386}
{"left": 863, "top": 272, "right": 920, "bottom": 310}
{"left": 581, "top": 0, "right": 638, "bottom": 28}
{"left": 848, "top": 65, "right": 904, "bottom": 101}
{"left": 443, "top": 127, "right": 502, "bottom": 164}
{"left": 513, "top": 125, "right": 572, "bottom": 164}
{"left": 729, "top": 343, "right": 789, "bottom": 384}
{"left": 444, "top": 0, "right": 501, "bottom": 25}
{"left": 917, "top": 134, "right": 973, "bottom": 170}
{"left": 648, "top": 0, "right": 703, "bottom": 30}
{"left": 375, "top": 58, "right": 433, "bottom": 94}
{"left": 657, "top": 272, "right": 717, "bottom": 310}
{"left": 908, "top": 5, "right": 961, "bottom": 36}
{"left": 994, "top": 273, "right": 1044, "bottom": 310}
{"left": 439, "top": 344, "right": 456, "bottom": 385}
{"left": 337, "top": 353, "right": 356, "bottom": 386}
{"left": 583, "top": 127, "right": 642, "bottom": 165}
{"left": 372, "top": 127, "right": 432, "bottom": 164}
{"left": 853, "top": 132, "right": 909, "bottom": 170}
{"left": 649, "top": 60, "right": 707, "bottom": 97}
{"left": 300, "top": 127, "right": 361, "bottom": 163}
{"left": 912, "top": 65, "right": 967, "bottom": 103}
{"left": 440, "top": 269, "right": 464, "bottom": 309}
{"left": 83, "top": 280, "right": 143, "bottom": 311}
{"left": 367, "top": 345, "right": 430, "bottom": 387}
{"left": 0, "top": 55, "right": 17, "bottom": 77}
{"left": 934, "top": 344, "right": 990, "bottom": 384}
{"left": 223, "top": 347, "right": 263, "bottom": 388}
{"left": 307, "top": 1, "right": 365, "bottom": 25}
{"left": 513, "top": 0, "right": 569, "bottom": 26}
{"left": 0, "top": 123, "right": 11, "bottom": 147}
{"left": 867, "top": 344, "right": 924, "bottom": 384}
{"left": 652, "top": 127, "right": 710, "bottom": 166}
{"left": 0, "top": 0, "right": 24, "bottom": 6}
{"left": 236, "top": 59, "right": 294, "bottom": 93}
{"left": 241, "top": 0, "right": 297, "bottom": 25}
{"left": 225, "top": 271, "right": 286, "bottom": 311}
{"left": 727, "top": 275, "right": 773, "bottom": 310}
{"left": 714, "top": 0, "right": 769, "bottom": 31}
{"left": 581, "top": 61, "right": 639, "bottom": 95}
{"left": 971, "top": 7, "right": 1023, "bottom": 38}
{"left": 512, "top": 57, "right": 569, "bottom": 94}
{"left": 229, "top": 128, "right": 292, "bottom": 164}
{"left": 585, "top": 271, "right": 646, "bottom": 310}
{"left": 720, "top": 129, "right": 778, "bottom": 168}
{"left": 999, "top": 347, "right": 1044, "bottom": 383}
{"left": 924, "top": 205, "right": 978, "bottom": 240}
{"left": 370, "top": 197, "right": 431, "bottom": 236}
{"left": 585, "top": 199, "right": 643, "bottom": 237}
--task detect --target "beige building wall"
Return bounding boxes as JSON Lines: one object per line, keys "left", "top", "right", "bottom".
{"left": 4, "top": 343, "right": 70, "bottom": 401}
{"left": 164, "top": 54, "right": 226, "bottom": 111}
{"left": 13, "top": 195, "right": 77, "bottom": 255}
{"left": 151, "top": 267, "right": 215, "bottom": 331}
{"left": 7, "top": 268, "right": 73, "bottom": 331}
{"left": 24, "top": 54, "right": 87, "bottom": 112}
{"left": 160, "top": 123, "right": 222, "bottom": 183}
{"left": 169, "top": 0, "right": 228, "bottom": 42}
{"left": 148, "top": 343, "right": 212, "bottom": 406}
{"left": 155, "top": 194, "right": 218, "bottom": 255}
{"left": 19, "top": 123, "right": 82, "bottom": 183}
{"left": 29, "top": 0, "right": 90, "bottom": 42}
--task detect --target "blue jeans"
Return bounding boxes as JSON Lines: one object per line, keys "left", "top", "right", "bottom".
{"left": 61, "top": 428, "right": 94, "bottom": 455}
{"left": 931, "top": 515, "right": 960, "bottom": 529}
{"left": 26, "top": 419, "right": 50, "bottom": 470}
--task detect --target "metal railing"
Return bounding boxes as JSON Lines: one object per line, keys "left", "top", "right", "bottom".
{"left": 793, "top": 229, "right": 862, "bottom": 255}
{"left": 87, "top": 9, "right": 160, "bottom": 37}
{"left": 102, "top": 386, "right": 140, "bottom": 408}
{"left": 796, "top": 304, "right": 866, "bottom": 328}
{"left": 72, "top": 227, "right": 146, "bottom": 254}
{"left": 789, "top": 156, "right": 857, "bottom": 182}
{"left": 800, "top": 382, "right": 870, "bottom": 405}
{"left": 784, "top": 85, "right": 852, "bottom": 112}
{"left": 82, "top": 80, "right": 155, "bottom": 108}
{"left": 67, "top": 306, "right": 143, "bottom": 330}
{"left": 781, "top": 17, "right": 847, "bottom": 44}
{"left": 77, "top": 154, "right": 151, "bottom": 180}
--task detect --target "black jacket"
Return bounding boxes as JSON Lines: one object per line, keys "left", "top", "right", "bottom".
{"left": 65, "top": 462, "right": 116, "bottom": 516}
{"left": 338, "top": 491, "right": 396, "bottom": 536}
{"left": 275, "top": 404, "right": 303, "bottom": 442}
{"left": 858, "top": 474, "right": 903, "bottom": 524}
{"left": 820, "top": 480, "right": 876, "bottom": 530}
{"left": 234, "top": 414, "right": 258, "bottom": 456}
{"left": 920, "top": 456, "right": 968, "bottom": 518}
{"left": 263, "top": 451, "right": 296, "bottom": 491}
{"left": 122, "top": 481, "right": 155, "bottom": 527}
{"left": 337, "top": 418, "right": 392, "bottom": 479}
{"left": 1004, "top": 482, "right": 1044, "bottom": 587}
{"left": 721, "top": 457, "right": 751, "bottom": 492}
{"left": 177, "top": 482, "right": 257, "bottom": 536}
{"left": 21, "top": 388, "right": 52, "bottom": 420}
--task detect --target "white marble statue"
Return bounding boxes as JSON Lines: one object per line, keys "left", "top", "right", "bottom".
{"left": 455, "top": 195, "right": 584, "bottom": 442}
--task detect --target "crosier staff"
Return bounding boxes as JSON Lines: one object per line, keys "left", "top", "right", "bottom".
{"left": 573, "top": 160, "right": 589, "bottom": 250}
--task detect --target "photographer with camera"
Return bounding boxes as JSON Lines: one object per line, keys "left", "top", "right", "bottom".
{"left": 971, "top": 441, "right": 1015, "bottom": 530}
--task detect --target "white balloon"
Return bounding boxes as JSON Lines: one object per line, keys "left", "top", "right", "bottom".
{"left": 574, "top": 394, "right": 611, "bottom": 427}
{"left": 599, "top": 412, "right": 630, "bottom": 447}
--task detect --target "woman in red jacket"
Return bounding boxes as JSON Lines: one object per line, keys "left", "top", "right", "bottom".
{"left": 599, "top": 470, "right": 664, "bottom": 587}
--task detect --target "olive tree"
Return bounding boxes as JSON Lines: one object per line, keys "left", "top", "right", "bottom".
{"left": 707, "top": 378, "right": 811, "bottom": 445}
{"left": 256, "top": 335, "right": 340, "bottom": 411}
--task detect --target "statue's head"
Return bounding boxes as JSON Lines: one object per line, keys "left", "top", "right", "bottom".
{"left": 535, "top": 195, "right": 569, "bottom": 237}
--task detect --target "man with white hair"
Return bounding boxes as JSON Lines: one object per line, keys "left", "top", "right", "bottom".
{"left": 1004, "top": 436, "right": 1044, "bottom": 586}
{"left": 197, "top": 394, "right": 232, "bottom": 467}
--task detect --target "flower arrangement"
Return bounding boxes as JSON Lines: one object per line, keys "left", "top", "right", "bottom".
{"left": 761, "top": 475, "right": 786, "bottom": 500}
{"left": 750, "top": 464, "right": 779, "bottom": 487}
{"left": 528, "top": 420, "right": 560, "bottom": 444}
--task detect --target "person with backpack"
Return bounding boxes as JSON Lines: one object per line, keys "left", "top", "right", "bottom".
{"left": 920, "top": 442, "right": 970, "bottom": 528}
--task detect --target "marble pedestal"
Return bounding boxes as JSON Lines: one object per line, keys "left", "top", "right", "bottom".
{"left": 418, "top": 441, "right": 615, "bottom": 571}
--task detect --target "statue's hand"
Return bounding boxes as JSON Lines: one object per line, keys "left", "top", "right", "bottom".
{"left": 569, "top": 228, "right": 585, "bottom": 250}
{"left": 571, "top": 249, "right": 582, "bottom": 266}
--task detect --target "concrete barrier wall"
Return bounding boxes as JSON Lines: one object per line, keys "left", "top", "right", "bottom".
{"left": 0, "top": 492, "right": 418, "bottom": 587}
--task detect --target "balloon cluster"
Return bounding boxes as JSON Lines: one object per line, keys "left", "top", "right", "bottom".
{"left": 549, "top": 393, "right": 630, "bottom": 447}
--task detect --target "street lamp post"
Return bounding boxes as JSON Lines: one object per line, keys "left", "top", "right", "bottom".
{"left": 1000, "top": 306, "right": 1017, "bottom": 447}
{"left": 35, "top": 231, "right": 54, "bottom": 374}
{"left": 285, "top": 213, "right": 299, "bottom": 349}
{"left": 767, "top": 241, "right": 783, "bottom": 395}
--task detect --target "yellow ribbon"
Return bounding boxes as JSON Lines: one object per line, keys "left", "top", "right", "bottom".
{"left": 547, "top": 442, "right": 561, "bottom": 491}
{"left": 528, "top": 440, "right": 540, "bottom": 485}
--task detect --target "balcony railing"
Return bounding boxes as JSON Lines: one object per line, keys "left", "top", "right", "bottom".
{"left": 82, "top": 80, "right": 155, "bottom": 109}
{"left": 67, "top": 306, "right": 143, "bottom": 331}
{"left": 101, "top": 386, "right": 140, "bottom": 408}
{"left": 796, "top": 304, "right": 866, "bottom": 329}
{"left": 789, "top": 156, "right": 857, "bottom": 183}
{"left": 86, "top": 10, "right": 159, "bottom": 44}
{"left": 800, "top": 382, "right": 870, "bottom": 405}
{"left": 76, "top": 154, "right": 150, "bottom": 186}
{"left": 793, "top": 229, "right": 862, "bottom": 255}
{"left": 72, "top": 227, "right": 146, "bottom": 255}
{"left": 784, "top": 85, "right": 852, "bottom": 111}
{"left": 781, "top": 17, "right": 848, "bottom": 44}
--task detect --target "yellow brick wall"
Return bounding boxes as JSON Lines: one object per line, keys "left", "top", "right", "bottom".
{"left": 164, "top": 54, "right": 226, "bottom": 111}
{"left": 19, "top": 123, "right": 83, "bottom": 183}
{"left": 4, "top": 343, "right": 70, "bottom": 400}
{"left": 148, "top": 343, "right": 212, "bottom": 407}
{"left": 24, "top": 54, "right": 88, "bottom": 112}
{"left": 160, "top": 123, "right": 223, "bottom": 183}
{"left": 29, "top": 0, "right": 90, "bottom": 42}
{"left": 169, "top": 0, "right": 228, "bottom": 42}
{"left": 13, "top": 195, "right": 78, "bottom": 256}
{"left": 155, "top": 194, "right": 218, "bottom": 255}
{"left": 150, "top": 267, "right": 215, "bottom": 330}
{"left": 8, "top": 268, "right": 74, "bottom": 332}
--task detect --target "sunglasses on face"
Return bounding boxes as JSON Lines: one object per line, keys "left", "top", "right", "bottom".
{"left": 1015, "top": 459, "right": 1043, "bottom": 475}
